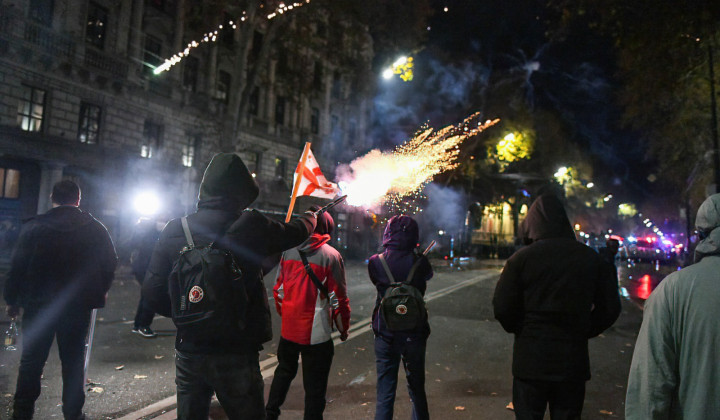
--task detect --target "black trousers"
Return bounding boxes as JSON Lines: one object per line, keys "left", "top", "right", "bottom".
{"left": 13, "top": 306, "right": 92, "bottom": 420}
{"left": 512, "top": 377, "right": 586, "bottom": 420}
{"left": 265, "top": 338, "right": 334, "bottom": 420}
{"left": 175, "top": 350, "right": 265, "bottom": 420}
{"left": 133, "top": 272, "right": 155, "bottom": 328}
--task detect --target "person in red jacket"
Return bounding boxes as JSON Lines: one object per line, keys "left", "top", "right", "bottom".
{"left": 265, "top": 206, "right": 350, "bottom": 420}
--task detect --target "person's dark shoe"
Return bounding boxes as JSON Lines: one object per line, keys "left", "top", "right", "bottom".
{"left": 131, "top": 326, "right": 157, "bottom": 338}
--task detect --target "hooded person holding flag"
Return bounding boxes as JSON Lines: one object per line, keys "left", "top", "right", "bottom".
{"left": 142, "top": 153, "right": 318, "bottom": 420}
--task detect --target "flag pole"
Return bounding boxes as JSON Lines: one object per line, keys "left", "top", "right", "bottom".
{"left": 286, "top": 142, "right": 312, "bottom": 222}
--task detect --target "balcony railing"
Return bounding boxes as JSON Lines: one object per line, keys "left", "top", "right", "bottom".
{"left": 0, "top": 8, "right": 74, "bottom": 60}
{"left": 85, "top": 48, "right": 129, "bottom": 79}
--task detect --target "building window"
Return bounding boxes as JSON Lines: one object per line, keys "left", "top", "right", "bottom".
{"left": 17, "top": 85, "right": 46, "bottom": 132}
{"left": 221, "top": 13, "right": 235, "bottom": 47}
{"left": 78, "top": 102, "right": 101, "bottom": 144}
{"left": 313, "top": 62, "right": 323, "bottom": 90}
{"left": 244, "top": 152, "right": 261, "bottom": 177}
{"left": 276, "top": 52, "right": 289, "bottom": 77}
{"left": 275, "top": 96, "right": 285, "bottom": 125}
{"left": 316, "top": 22, "right": 327, "bottom": 38}
{"left": 248, "top": 87, "right": 259, "bottom": 116}
{"left": 29, "top": 0, "right": 54, "bottom": 26}
{"left": 251, "top": 31, "right": 263, "bottom": 59}
{"left": 216, "top": 70, "right": 231, "bottom": 103}
{"left": 311, "top": 107, "right": 320, "bottom": 134}
{"left": 141, "top": 120, "right": 163, "bottom": 158}
{"left": 331, "top": 115, "right": 340, "bottom": 141}
{"left": 182, "top": 56, "right": 199, "bottom": 92}
{"left": 143, "top": 35, "right": 162, "bottom": 75}
{"left": 274, "top": 157, "right": 286, "bottom": 179}
{"left": 332, "top": 72, "right": 342, "bottom": 99}
{"left": 0, "top": 168, "right": 21, "bottom": 199}
{"left": 86, "top": 2, "right": 108, "bottom": 49}
{"left": 182, "top": 136, "right": 197, "bottom": 167}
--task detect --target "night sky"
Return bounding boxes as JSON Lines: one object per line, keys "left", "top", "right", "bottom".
{"left": 371, "top": 0, "right": 651, "bottom": 209}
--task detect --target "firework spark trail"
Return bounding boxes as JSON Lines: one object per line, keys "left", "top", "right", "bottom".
{"left": 154, "top": 1, "right": 312, "bottom": 74}
{"left": 337, "top": 113, "right": 499, "bottom": 209}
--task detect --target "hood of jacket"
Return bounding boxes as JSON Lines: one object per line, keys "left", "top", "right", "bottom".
{"left": 523, "top": 194, "right": 576, "bottom": 242}
{"left": 298, "top": 233, "right": 331, "bottom": 253}
{"left": 694, "top": 193, "right": 720, "bottom": 262}
{"left": 197, "top": 153, "right": 259, "bottom": 212}
{"left": 308, "top": 205, "right": 334, "bottom": 236}
{"left": 35, "top": 206, "right": 95, "bottom": 232}
{"left": 382, "top": 215, "right": 419, "bottom": 250}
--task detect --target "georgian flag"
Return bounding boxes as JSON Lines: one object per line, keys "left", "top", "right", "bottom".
{"left": 294, "top": 148, "right": 340, "bottom": 199}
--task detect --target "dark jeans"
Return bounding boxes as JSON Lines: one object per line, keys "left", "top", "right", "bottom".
{"left": 133, "top": 273, "right": 154, "bottom": 328}
{"left": 374, "top": 335, "right": 429, "bottom": 420}
{"left": 13, "top": 306, "right": 92, "bottom": 420}
{"left": 175, "top": 350, "right": 265, "bottom": 420}
{"left": 512, "top": 377, "right": 586, "bottom": 420}
{"left": 266, "top": 338, "right": 334, "bottom": 420}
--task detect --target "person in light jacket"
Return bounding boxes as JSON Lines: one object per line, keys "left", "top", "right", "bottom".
{"left": 625, "top": 193, "right": 720, "bottom": 419}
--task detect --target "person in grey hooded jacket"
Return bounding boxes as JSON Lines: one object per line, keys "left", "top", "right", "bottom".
{"left": 625, "top": 193, "right": 720, "bottom": 419}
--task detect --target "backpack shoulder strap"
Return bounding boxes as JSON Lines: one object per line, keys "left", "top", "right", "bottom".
{"left": 377, "top": 253, "right": 396, "bottom": 283}
{"left": 404, "top": 256, "right": 424, "bottom": 284}
{"left": 298, "top": 249, "right": 329, "bottom": 298}
{"left": 180, "top": 216, "right": 195, "bottom": 248}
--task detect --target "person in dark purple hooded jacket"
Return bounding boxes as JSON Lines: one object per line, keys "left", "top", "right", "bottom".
{"left": 368, "top": 215, "right": 432, "bottom": 420}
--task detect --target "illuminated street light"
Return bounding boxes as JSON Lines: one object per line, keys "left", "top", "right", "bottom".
{"left": 133, "top": 191, "right": 161, "bottom": 216}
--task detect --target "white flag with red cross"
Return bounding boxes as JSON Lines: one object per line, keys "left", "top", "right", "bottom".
{"left": 294, "top": 147, "right": 340, "bottom": 199}
{"left": 285, "top": 143, "right": 340, "bottom": 222}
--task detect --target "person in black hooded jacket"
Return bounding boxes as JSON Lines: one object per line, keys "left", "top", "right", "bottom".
{"left": 4, "top": 180, "right": 118, "bottom": 420}
{"left": 492, "top": 194, "right": 620, "bottom": 420}
{"left": 142, "top": 152, "right": 317, "bottom": 420}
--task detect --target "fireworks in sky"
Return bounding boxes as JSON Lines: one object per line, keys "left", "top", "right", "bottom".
{"left": 154, "top": 1, "right": 311, "bottom": 74}
{"left": 337, "top": 114, "right": 499, "bottom": 211}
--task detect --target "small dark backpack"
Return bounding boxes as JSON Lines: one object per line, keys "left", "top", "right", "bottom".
{"left": 378, "top": 254, "right": 427, "bottom": 332}
{"left": 168, "top": 217, "right": 247, "bottom": 339}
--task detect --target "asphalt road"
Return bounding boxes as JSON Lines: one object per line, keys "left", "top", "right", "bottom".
{"left": 1, "top": 258, "right": 650, "bottom": 419}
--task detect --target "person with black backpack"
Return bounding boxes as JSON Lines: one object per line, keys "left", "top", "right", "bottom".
{"left": 369, "top": 215, "right": 433, "bottom": 420}
{"left": 142, "top": 153, "right": 317, "bottom": 420}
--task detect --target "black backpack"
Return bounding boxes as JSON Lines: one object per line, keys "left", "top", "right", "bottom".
{"left": 378, "top": 254, "right": 427, "bottom": 332}
{"left": 168, "top": 217, "right": 247, "bottom": 339}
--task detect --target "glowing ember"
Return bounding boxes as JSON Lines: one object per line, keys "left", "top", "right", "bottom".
{"left": 154, "top": 1, "right": 312, "bottom": 74}
{"left": 337, "top": 113, "right": 499, "bottom": 209}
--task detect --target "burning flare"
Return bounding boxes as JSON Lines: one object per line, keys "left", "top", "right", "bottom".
{"left": 338, "top": 113, "right": 499, "bottom": 208}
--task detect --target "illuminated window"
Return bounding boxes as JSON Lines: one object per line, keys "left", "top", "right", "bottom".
{"left": 86, "top": 2, "right": 108, "bottom": 49}
{"left": 17, "top": 85, "right": 46, "bottom": 132}
{"left": 78, "top": 102, "right": 101, "bottom": 144}
{"left": 141, "top": 120, "right": 163, "bottom": 158}
{"left": 274, "top": 157, "right": 286, "bottom": 179}
{"left": 182, "top": 136, "right": 198, "bottom": 167}
{"left": 0, "top": 168, "right": 21, "bottom": 199}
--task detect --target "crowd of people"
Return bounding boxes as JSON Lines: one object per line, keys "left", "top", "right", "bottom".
{"left": 3, "top": 152, "right": 719, "bottom": 419}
